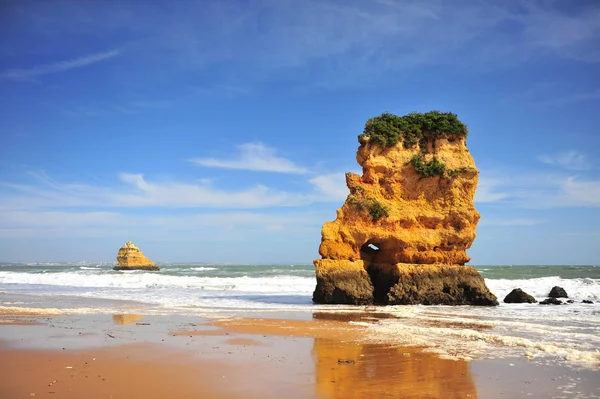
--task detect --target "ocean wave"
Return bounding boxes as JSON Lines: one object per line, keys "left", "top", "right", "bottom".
{"left": 0, "top": 270, "right": 315, "bottom": 294}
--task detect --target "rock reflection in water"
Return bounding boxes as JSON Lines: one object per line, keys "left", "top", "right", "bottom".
{"left": 313, "top": 338, "right": 477, "bottom": 399}
{"left": 112, "top": 314, "right": 144, "bottom": 325}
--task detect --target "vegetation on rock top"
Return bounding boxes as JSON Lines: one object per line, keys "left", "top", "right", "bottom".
{"left": 360, "top": 111, "right": 468, "bottom": 149}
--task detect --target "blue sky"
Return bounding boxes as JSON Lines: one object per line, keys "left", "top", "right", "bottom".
{"left": 1, "top": 0, "right": 599, "bottom": 265}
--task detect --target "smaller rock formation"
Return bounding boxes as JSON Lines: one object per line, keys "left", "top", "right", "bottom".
{"left": 582, "top": 300, "right": 594, "bottom": 304}
{"left": 548, "top": 286, "right": 568, "bottom": 298}
{"left": 503, "top": 288, "right": 537, "bottom": 304}
{"left": 540, "top": 298, "right": 562, "bottom": 305}
{"left": 113, "top": 241, "right": 159, "bottom": 271}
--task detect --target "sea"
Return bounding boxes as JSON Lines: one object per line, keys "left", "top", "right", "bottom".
{"left": 1, "top": 263, "right": 599, "bottom": 368}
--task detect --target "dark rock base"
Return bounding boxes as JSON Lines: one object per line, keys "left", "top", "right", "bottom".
{"left": 386, "top": 264, "right": 498, "bottom": 306}
{"left": 313, "top": 261, "right": 498, "bottom": 306}
{"left": 313, "top": 269, "right": 374, "bottom": 305}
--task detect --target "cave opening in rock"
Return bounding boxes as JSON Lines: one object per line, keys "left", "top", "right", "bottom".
{"left": 360, "top": 241, "right": 381, "bottom": 263}
{"left": 360, "top": 241, "right": 399, "bottom": 305}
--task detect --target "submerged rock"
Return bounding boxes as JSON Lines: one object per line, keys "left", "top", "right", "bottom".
{"left": 313, "top": 111, "right": 497, "bottom": 306}
{"left": 113, "top": 241, "right": 159, "bottom": 271}
{"left": 540, "top": 298, "right": 562, "bottom": 305}
{"left": 503, "top": 288, "right": 537, "bottom": 304}
{"left": 582, "top": 300, "right": 594, "bottom": 304}
{"left": 548, "top": 286, "right": 568, "bottom": 298}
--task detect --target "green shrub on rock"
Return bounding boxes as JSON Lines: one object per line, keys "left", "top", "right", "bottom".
{"left": 348, "top": 195, "right": 390, "bottom": 222}
{"left": 411, "top": 155, "right": 446, "bottom": 178}
{"left": 361, "top": 111, "right": 468, "bottom": 149}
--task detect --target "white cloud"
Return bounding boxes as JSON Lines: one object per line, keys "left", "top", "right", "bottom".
{"left": 475, "top": 168, "right": 600, "bottom": 208}
{"left": 0, "top": 209, "right": 323, "bottom": 238}
{"left": 111, "top": 172, "right": 305, "bottom": 207}
{"left": 0, "top": 49, "right": 121, "bottom": 80}
{"left": 0, "top": 172, "right": 309, "bottom": 209}
{"left": 0, "top": 167, "right": 360, "bottom": 210}
{"left": 538, "top": 150, "right": 591, "bottom": 171}
{"left": 308, "top": 172, "right": 350, "bottom": 201}
{"left": 562, "top": 178, "right": 600, "bottom": 206}
{"left": 474, "top": 176, "right": 509, "bottom": 203}
{"left": 190, "top": 143, "right": 307, "bottom": 174}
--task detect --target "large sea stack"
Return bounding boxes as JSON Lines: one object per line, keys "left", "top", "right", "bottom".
{"left": 114, "top": 241, "right": 159, "bottom": 271}
{"left": 313, "top": 111, "right": 498, "bottom": 306}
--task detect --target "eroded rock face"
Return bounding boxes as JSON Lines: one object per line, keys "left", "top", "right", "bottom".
{"left": 114, "top": 241, "right": 159, "bottom": 271}
{"left": 313, "top": 112, "right": 497, "bottom": 306}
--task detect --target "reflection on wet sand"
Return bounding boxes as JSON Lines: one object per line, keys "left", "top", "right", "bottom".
{"left": 112, "top": 314, "right": 144, "bottom": 325}
{"left": 313, "top": 311, "right": 400, "bottom": 323}
{"left": 313, "top": 338, "right": 477, "bottom": 399}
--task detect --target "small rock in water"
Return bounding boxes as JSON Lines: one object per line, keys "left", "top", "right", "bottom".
{"left": 582, "top": 300, "right": 594, "bottom": 304}
{"left": 566, "top": 300, "right": 574, "bottom": 304}
{"left": 548, "top": 286, "right": 568, "bottom": 298}
{"left": 540, "top": 298, "right": 562, "bottom": 305}
{"left": 503, "top": 288, "right": 537, "bottom": 303}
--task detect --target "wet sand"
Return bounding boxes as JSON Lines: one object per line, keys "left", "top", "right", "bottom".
{"left": 1, "top": 308, "right": 599, "bottom": 398}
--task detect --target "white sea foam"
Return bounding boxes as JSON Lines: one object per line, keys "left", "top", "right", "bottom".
{"left": 354, "top": 307, "right": 600, "bottom": 366}
{"left": 0, "top": 271, "right": 314, "bottom": 293}
{"left": 486, "top": 276, "right": 600, "bottom": 301}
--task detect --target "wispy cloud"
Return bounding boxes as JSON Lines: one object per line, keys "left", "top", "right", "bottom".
{"left": 8, "top": 1, "right": 600, "bottom": 88}
{"left": 506, "top": 84, "right": 600, "bottom": 108}
{"left": 190, "top": 143, "right": 308, "bottom": 174}
{"left": 538, "top": 150, "right": 591, "bottom": 170}
{"left": 0, "top": 209, "right": 323, "bottom": 238}
{"left": 562, "top": 178, "right": 600, "bottom": 207}
{"left": 0, "top": 171, "right": 304, "bottom": 209}
{"left": 0, "top": 167, "right": 354, "bottom": 211}
{"left": 0, "top": 49, "right": 121, "bottom": 80}
{"left": 475, "top": 168, "right": 600, "bottom": 208}
{"left": 475, "top": 176, "right": 509, "bottom": 203}
{"left": 55, "top": 98, "right": 177, "bottom": 117}
{"left": 308, "top": 172, "right": 350, "bottom": 201}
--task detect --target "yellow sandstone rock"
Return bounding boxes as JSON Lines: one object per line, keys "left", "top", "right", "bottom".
{"left": 113, "top": 241, "right": 159, "bottom": 271}
{"left": 313, "top": 112, "right": 497, "bottom": 305}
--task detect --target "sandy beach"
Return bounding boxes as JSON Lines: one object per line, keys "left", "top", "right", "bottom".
{"left": 1, "top": 306, "right": 598, "bottom": 399}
